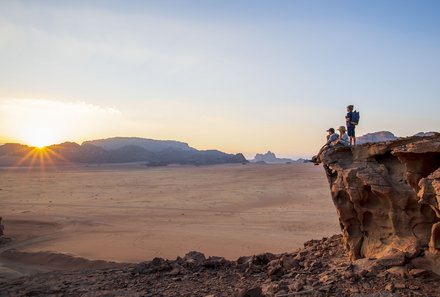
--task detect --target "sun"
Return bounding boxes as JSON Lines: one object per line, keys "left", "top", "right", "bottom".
{"left": 23, "top": 126, "right": 60, "bottom": 148}
{"left": 29, "top": 139, "right": 50, "bottom": 148}
{"left": 26, "top": 132, "right": 57, "bottom": 148}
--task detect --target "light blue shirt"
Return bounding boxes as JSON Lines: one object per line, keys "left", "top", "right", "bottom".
{"left": 339, "top": 133, "right": 350, "bottom": 146}
{"left": 326, "top": 133, "right": 339, "bottom": 145}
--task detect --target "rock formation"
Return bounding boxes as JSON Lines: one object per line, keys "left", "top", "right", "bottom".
{"left": 321, "top": 133, "right": 440, "bottom": 271}
{"left": 252, "top": 151, "right": 296, "bottom": 164}
{"left": 414, "top": 132, "right": 438, "bottom": 137}
{"left": 356, "top": 131, "right": 397, "bottom": 144}
{"left": 0, "top": 216, "right": 10, "bottom": 246}
{"left": 0, "top": 217, "right": 4, "bottom": 237}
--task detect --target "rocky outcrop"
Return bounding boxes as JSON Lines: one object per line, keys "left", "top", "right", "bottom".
{"left": 253, "top": 151, "right": 278, "bottom": 163}
{"left": 252, "top": 151, "right": 296, "bottom": 164}
{"left": 414, "top": 132, "right": 437, "bottom": 137}
{"left": 356, "top": 131, "right": 397, "bottom": 144}
{"left": 321, "top": 134, "right": 440, "bottom": 270}
{"left": 0, "top": 217, "right": 4, "bottom": 237}
{"left": 0, "top": 217, "right": 11, "bottom": 246}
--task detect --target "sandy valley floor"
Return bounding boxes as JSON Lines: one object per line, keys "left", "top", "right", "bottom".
{"left": 0, "top": 163, "right": 340, "bottom": 272}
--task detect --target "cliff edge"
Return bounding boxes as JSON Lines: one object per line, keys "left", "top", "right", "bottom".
{"left": 321, "top": 133, "right": 440, "bottom": 271}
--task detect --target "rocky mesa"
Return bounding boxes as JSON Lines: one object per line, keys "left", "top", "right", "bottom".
{"left": 321, "top": 133, "right": 440, "bottom": 272}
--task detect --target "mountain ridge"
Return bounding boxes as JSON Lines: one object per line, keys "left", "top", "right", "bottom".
{"left": 0, "top": 137, "right": 247, "bottom": 166}
{"left": 83, "top": 137, "right": 195, "bottom": 152}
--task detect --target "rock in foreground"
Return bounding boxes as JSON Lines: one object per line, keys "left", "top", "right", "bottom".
{"left": 321, "top": 133, "right": 440, "bottom": 272}
{"left": 1, "top": 235, "right": 439, "bottom": 296}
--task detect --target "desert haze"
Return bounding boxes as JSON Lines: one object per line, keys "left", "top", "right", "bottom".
{"left": 0, "top": 163, "right": 339, "bottom": 266}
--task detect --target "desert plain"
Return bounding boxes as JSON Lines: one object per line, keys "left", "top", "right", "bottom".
{"left": 0, "top": 163, "right": 340, "bottom": 278}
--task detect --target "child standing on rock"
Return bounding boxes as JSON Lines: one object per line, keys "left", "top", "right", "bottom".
{"left": 345, "top": 105, "right": 358, "bottom": 146}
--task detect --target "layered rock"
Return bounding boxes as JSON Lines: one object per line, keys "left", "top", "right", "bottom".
{"left": 321, "top": 134, "right": 440, "bottom": 269}
{"left": 0, "top": 217, "right": 3, "bottom": 237}
{"left": 356, "top": 131, "right": 397, "bottom": 144}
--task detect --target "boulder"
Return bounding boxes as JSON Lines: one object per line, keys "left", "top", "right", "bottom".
{"left": 184, "top": 251, "right": 206, "bottom": 263}
{"left": 204, "top": 256, "right": 230, "bottom": 268}
{"left": 376, "top": 252, "right": 406, "bottom": 268}
{"left": 236, "top": 287, "right": 263, "bottom": 297}
{"left": 132, "top": 257, "right": 172, "bottom": 274}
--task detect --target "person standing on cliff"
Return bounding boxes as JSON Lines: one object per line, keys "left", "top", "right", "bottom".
{"left": 345, "top": 105, "right": 356, "bottom": 146}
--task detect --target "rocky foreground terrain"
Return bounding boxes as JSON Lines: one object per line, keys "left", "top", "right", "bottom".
{"left": 1, "top": 234, "right": 439, "bottom": 297}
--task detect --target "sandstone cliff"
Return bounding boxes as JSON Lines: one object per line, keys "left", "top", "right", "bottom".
{"left": 321, "top": 133, "right": 440, "bottom": 270}
{"left": 0, "top": 217, "right": 3, "bottom": 238}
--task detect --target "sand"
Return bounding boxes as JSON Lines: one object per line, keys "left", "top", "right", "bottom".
{"left": 0, "top": 163, "right": 340, "bottom": 278}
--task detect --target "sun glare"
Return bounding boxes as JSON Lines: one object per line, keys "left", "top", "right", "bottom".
{"left": 26, "top": 131, "right": 57, "bottom": 148}
{"left": 3, "top": 99, "right": 123, "bottom": 149}
{"left": 14, "top": 145, "right": 70, "bottom": 170}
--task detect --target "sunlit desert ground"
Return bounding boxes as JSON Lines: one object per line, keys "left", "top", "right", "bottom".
{"left": 0, "top": 163, "right": 339, "bottom": 264}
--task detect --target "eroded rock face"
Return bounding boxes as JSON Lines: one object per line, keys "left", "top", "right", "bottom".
{"left": 321, "top": 134, "right": 440, "bottom": 266}
{"left": 0, "top": 217, "right": 4, "bottom": 237}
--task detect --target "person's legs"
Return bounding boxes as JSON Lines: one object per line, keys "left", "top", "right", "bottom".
{"left": 314, "top": 145, "right": 329, "bottom": 164}
{"left": 347, "top": 126, "right": 355, "bottom": 145}
{"left": 353, "top": 128, "right": 356, "bottom": 145}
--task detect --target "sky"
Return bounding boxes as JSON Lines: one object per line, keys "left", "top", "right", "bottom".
{"left": 0, "top": 0, "right": 439, "bottom": 158}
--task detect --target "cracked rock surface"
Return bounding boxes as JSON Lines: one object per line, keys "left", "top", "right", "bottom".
{"left": 321, "top": 134, "right": 440, "bottom": 271}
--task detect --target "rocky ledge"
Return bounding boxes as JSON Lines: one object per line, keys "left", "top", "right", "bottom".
{"left": 1, "top": 235, "right": 439, "bottom": 297}
{"left": 321, "top": 133, "right": 440, "bottom": 273}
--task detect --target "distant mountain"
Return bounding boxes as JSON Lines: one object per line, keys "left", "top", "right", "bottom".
{"left": 0, "top": 137, "right": 247, "bottom": 166}
{"left": 83, "top": 137, "right": 194, "bottom": 152}
{"left": 251, "top": 151, "right": 298, "bottom": 164}
{"left": 0, "top": 143, "right": 33, "bottom": 156}
{"left": 414, "top": 131, "right": 438, "bottom": 137}
{"left": 356, "top": 131, "right": 439, "bottom": 145}
{"left": 356, "top": 131, "right": 398, "bottom": 145}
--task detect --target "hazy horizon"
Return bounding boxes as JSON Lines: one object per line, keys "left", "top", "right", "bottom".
{"left": 1, "top": 1, "right": 439, "bottom": 157}
{"left": 0, "top": 135, "right": 309, "bottom": 160}
{"left": 0, "top": 131, "right": 436, "bottom": 160}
